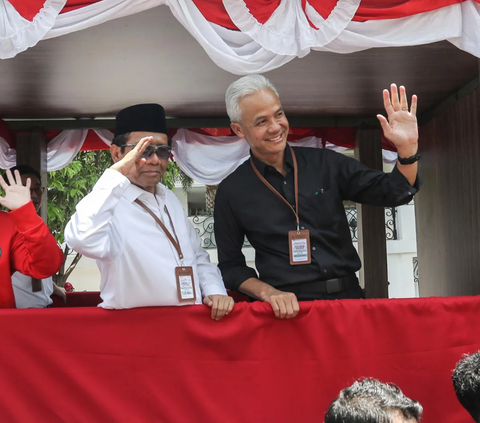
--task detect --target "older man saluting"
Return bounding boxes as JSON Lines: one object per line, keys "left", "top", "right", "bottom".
{"left": 66, "top": 104, "right": 233, "bottom": 319}
{"left": 214, "top": 75, "right": 420, "bottom": 319}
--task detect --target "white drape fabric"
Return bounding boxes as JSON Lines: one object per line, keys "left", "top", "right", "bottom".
{"left": 222, "top": 0, "right": 361, "bottom": 56}
{"left": 2, "top": 1, "right": 480, "bottom": 73}
{"left": 46, "top": 129, "right": 88, "bottom": 171}
{"left": 0, "top": 0, "right": 66, "bottom": 59}
{"left": 0, "top": 128, "right": 397, "bottom": 181}
{"left": 44, "top": 0, "right": 165, "bottom": 40}
{"left": 0, "top": 129, "right": 113, "bottom": 171}
{"left": 93, "top": 129, "right": 114, "bottom": 146}
{"left": 0, "top": 136, "right": 17, "bottom": 169}
{"left": 171, "top": 129, "right": 251, "bottom": 185}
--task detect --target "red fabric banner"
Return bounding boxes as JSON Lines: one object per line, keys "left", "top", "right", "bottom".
{"left": 0, "top": 296, "right": 478, "bottom": 422}
{"left": 13, "top": 0, "right": 480, "bottom": 26}
{"left": 179, "top": 0, "right": 474, "bottom": 30}
{"left": 8, "top": 0, "right": 48, "bottom": 21}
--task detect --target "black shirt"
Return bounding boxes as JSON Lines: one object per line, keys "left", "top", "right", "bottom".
{"left": 214, "top": 146, "right": 420, "bottom": 291}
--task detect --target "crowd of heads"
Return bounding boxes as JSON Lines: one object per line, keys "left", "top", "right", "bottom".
{"left": 322, "top": 350, "right": 480, "bottom": 423}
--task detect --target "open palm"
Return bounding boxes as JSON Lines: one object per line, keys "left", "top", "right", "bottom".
{"left": 0, "top": 169, "right": 32, "bottom": 211}
{"left": 377, "top": 84, "right": 418, "bottom": 149}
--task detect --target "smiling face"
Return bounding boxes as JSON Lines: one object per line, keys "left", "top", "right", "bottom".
{"left": 110, "top": 131, "right": 169, "bottom": 194}
{"left": 230, "top": 88, "right": 289, "bottom": 164}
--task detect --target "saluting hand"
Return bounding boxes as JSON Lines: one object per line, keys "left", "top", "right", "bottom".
{"left": 0, "top": 169, "right": 32, "bottom": 211}
{"left": 377, "top": 84, "right": 418, "bottom": 155}
{"left": 203, "top": 295, "right": 234, "bottom": 320}
{"left": 110, "top": 136, "right": 152, "bottom": 179}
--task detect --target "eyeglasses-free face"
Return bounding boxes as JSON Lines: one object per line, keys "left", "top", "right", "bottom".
{"left": 120, "top": 144, "right": 172, "bottom": 160}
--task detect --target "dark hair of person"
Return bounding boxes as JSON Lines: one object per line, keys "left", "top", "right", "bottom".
{"left": 324, "top": 378, "right": 423, "bottom": 423}
{"left": 3, "top": 165, "right": 41, "bottom": 183}
{"left": 452, "top": 351, "right": 480, "bottom": 422}
{"left": 112, "top": 132, "right": 171, "bottom": 153}
{"left": 111, "top": 132, "right": 131, "bottom": 153}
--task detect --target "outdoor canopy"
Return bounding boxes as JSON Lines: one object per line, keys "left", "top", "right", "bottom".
{"left": 1, "top": 0, "right": 479, "bottom": 181}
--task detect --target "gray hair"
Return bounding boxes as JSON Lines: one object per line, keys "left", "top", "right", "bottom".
{"left": 324, "top": 378, "right": 423, "bottom": 423}
{"left": 452, "top": 351, "right": 480, "bottom": 422}
{"left": 225, "top": 74, "right": 280, "bottom": 123}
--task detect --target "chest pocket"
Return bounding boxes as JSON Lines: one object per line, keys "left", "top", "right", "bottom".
{"left": 303, "top": 187, "right": 338, "bottom": 226}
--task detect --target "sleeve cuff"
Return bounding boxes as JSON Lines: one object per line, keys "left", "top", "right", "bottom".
{"left": 201, "top": 285, "right": 228, "bottom": 297}
{"left": 389, "top": 165, "right": 422, "bottom": 203}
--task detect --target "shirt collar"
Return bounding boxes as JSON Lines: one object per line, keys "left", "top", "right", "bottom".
{"left": 123, "top": 180, "right": 168, "bottom": 204}
{"left": 250, "top": 145, "right": 294, "bottom": 176}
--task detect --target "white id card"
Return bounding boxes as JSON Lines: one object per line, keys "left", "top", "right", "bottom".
{"left": 175, "top": 266, "right": 197, "bottom": 302}
{"left": 288, "top": 229, "right": 311, "bottom": 265}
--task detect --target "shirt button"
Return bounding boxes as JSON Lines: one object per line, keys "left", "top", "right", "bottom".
{"left": 301, "top": 226, "right": 305, "bottom": 230}
{"left": 312, "top": 247, "right": 316, "bottom": 251}
{"left": 407, "top": 191, "right": 412, "bottom": 195}
{"left": 323, "top": 269, "right": 328, "bottom": 274}
{"left": 283, "top": 181, "right": 287, "bottom": 185}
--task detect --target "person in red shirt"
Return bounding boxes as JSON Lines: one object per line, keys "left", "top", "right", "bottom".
{"left": 0, "top": 169, "right": 64, "bottom": 308}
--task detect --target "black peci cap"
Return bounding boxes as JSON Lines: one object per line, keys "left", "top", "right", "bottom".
{"left": 115, "top": 104, "right": 168, "bottom": 137}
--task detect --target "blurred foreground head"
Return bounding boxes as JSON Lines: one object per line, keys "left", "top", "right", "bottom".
{"left": 324, "top": 378, "right": 423, "bottom": 423}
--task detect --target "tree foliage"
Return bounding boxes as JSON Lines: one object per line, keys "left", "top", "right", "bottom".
{"left": 47, "top": 151, "right": 113, "bottom": 244}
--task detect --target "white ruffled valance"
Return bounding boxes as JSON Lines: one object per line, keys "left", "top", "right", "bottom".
{"left": 0, "top": 0, "right": 66, "bottom": 59}
{"left": 1, "top": 1, "right": 480, "bottom": 74}
{"left": 0, "top": 128, "right": 397, "bottom": 183}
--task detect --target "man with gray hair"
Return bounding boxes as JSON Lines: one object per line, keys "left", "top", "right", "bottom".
{"left": 324, "top": 378, "right": 423, "bottom": 423}
{"left": 214, "top": 74, "right": 420, "bottom": 318}
{"left": 452, "top": 351, "right": 480, "bottom": 422}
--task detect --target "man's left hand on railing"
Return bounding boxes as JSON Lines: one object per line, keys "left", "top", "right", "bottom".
{"left": 203, "top": 295, "right": 234, "bottom": 320}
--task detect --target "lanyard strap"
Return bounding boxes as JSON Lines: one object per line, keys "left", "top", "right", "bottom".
{"left": 250, "top": 145, "right": 300, "bottom": 230}
{"left": 134, "top": 199, "right": 184, "bottom": 261}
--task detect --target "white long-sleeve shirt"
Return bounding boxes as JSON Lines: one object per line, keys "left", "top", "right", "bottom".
{"left": 12, "top": 273, "right": 53, "bottom": 308}
{"left": 65, "top": 169, "right": 227, "bottom": 309}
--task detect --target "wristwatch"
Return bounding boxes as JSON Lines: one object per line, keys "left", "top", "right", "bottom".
{"left": 398, "top": 153, "right": 421, "bottom": 165}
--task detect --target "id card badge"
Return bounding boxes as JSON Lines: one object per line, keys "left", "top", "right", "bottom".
{"left": 175, "top": 266, "right": 197, "bottom": 303}
{"left": 288, "top": 229, "right": 311, "bottom": 265}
